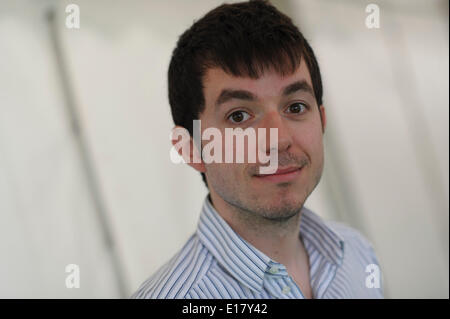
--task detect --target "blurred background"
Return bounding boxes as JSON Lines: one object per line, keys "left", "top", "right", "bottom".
{"left": 0, "top": 0, "right": 448, "bottom": 298}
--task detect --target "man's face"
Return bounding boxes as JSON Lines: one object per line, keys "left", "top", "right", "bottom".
{"left": 197, "top": 58, "right": 326, "bottom": 221}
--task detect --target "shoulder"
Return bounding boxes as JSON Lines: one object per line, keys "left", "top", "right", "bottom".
{"left": 327, "top": 220, "right": 383, "bottom": 284}
{"left": 302, "top": 207, "right": 378, "bottom": 260}
{"left": 326, "top": 220, "right": 378, "bottom": 258}
{"left": 131, "top": 234, "right": 213, "bottom": 299}
{"left": 325, "top": 221, "right": 384, "bottom": 298}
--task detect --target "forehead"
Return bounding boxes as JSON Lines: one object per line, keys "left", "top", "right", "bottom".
{"left": 202, "top": 57, "right": 313, "bottom": 106}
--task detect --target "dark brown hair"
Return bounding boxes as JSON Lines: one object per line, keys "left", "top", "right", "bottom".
{"left": 168, "top": 0, "right": 323, "bottom": 187}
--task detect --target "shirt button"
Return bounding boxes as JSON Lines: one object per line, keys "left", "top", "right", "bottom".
{"left": 269, "top": 266, "right": 279, "bottom": 274}
{"left": 282, "top": 286, "right": 291, "bottom": 294}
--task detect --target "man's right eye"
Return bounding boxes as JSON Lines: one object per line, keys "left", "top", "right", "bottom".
{"left": 228, "top": 110, "right": 250, "bottom": 123}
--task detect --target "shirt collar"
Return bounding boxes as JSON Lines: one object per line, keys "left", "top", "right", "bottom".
{"left": 299, "top": 206, "right": 345, "bottom": 265}
{"left": 196, "top": 195, "right": 345, "bottom": 293}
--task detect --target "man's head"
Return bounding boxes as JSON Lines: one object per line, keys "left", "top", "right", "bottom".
{"left": 169, "top": 0, "right": 326, "bottom": 220}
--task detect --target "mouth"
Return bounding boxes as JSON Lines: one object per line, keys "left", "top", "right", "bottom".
{"left": 253, "top": 166, "right": 303, "bottom": 183}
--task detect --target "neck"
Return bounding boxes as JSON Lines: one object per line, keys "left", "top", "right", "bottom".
{"left": 208, "top": 192, "right": 305, "bottom": 269}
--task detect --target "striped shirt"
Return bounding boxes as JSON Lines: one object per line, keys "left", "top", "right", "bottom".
{"left": 132, "top": 195, "right": 383, "bottom": 299}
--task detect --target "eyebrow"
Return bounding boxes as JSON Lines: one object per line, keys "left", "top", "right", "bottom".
{"left": 215, "top": 79, "right": 315, "bottom": 109}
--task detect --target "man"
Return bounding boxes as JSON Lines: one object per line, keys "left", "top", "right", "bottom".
{"left": 132, "top": 0, "right": 383, "bottom": 299}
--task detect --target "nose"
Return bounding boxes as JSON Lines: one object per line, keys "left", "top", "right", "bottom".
{"left": 258, "top": 110, "right": 293, "bottom": 155}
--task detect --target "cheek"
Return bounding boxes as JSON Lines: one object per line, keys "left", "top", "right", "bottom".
{"left": 292, "top": 122, "right": 324, "bottom": 162}
{"left": 205, "top": 162, "right": 248, "bottom": 194}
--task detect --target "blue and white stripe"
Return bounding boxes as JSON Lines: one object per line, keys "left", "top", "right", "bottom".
{"left": 132, "top": 195, "right": 383, "bottom": 299}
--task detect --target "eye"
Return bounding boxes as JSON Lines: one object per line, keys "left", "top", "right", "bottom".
{"left": 228, "top": 110, "right": 250, "bottom": 123}
{"left": 286, "top": 102, "right": 308, "bottom": 114}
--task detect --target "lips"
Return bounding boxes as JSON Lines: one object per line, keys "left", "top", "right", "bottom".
{"left": 272, "top": 167, "right": 302, "bottom": 175}
{"left": 255, "top": 166, "right": 302, "bottom": 177}
{"left": 253, "top": 166, "right": 303, "bottom": 183}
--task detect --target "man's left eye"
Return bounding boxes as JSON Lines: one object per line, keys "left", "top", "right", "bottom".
{"left": 286, "top": 102, "right": 308, "bottom": 114}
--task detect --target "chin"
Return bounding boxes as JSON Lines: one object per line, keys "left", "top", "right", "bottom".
{"left": 258, "top": 192, "right": 305, "bottom": 211}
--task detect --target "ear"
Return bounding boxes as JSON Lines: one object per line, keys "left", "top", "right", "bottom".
{"left": 319, "top": 105, "right": 326, "bottom": 133}
{"left": 171, "top": 125, "right": 206, "bottom": 173}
